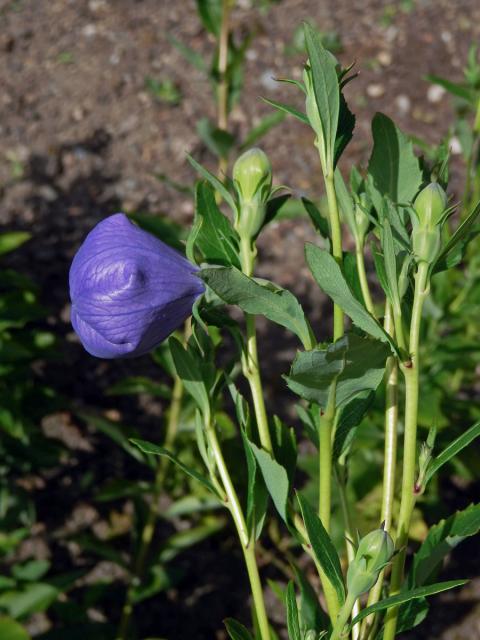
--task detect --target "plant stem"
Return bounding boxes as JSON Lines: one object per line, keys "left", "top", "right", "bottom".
{"left": 336, "top": 464, "right": 360, "bottom": 640}
{"left": 239, "top": 235, "right": 273, "bottom": 454}
{"left": 383, "top": 261, "right": 429, "bottom": 640}
{"left": 217, "top": 0, "right": 233, "bottom": 179}
{"left": 205, "top": 418, "right": 271, "bottom": 640}
{"left": 360, "top": 304, "right": 398, "bottom": 640}
{"left": 355, "top": 239, "right": 375, "bottom": 316}
{"left": 330, "top": 593, "right": 356, "bottom": 640}
{"left": 325, "top": 173, "right": 344, "bottom": 340}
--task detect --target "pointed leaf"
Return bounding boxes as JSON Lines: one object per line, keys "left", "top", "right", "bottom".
{"left": 261, "top": 97, "right": 309, "bottom": 125}
{"left": 286, "top": 582, "right": 301, "bottom": 640}
{"left": 187, "top": 154, "right": 237, "bottom": 214}
{"left": 169, "top": 337, "right": 210, "bottom": 417}
{"left": 425, "top": 420, "right": 480, "bottom": 486}
{"left": 224, "top": 618, "right": 254, "bottom": 640}
{"left": 248, "top": 439, "right": 290, "bottom": 523}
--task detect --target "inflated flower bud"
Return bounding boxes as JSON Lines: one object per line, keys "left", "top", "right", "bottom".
{"left": 346, "top": 527, "right": 395, "bottom": 598}
{"left": 233, "top": 148, "right": 272, "bottom": 239}
{"left": 411, "top": 182, "right": 447, "bottom": 264}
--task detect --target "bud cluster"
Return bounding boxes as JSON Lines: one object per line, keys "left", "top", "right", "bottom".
{"left": 346, "top": 527, "right": 395, "bottom": 599}
{"left": 411, "top": 182, "right": 448, "bottom": 264}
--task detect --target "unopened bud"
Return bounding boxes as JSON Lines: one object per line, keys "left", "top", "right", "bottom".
{"left": 414, "top": 182, "right": 447, "bottom": 229}
{"left": 346, "top": 527, "right": 395, "bottom": 598}
{"left": 233, "top": 148, "right": 272, "bottom": 240}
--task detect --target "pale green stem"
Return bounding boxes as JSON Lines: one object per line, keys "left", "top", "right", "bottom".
{"left": 383, "top": 262, "right": 429, "bottom": 640}
{"left": 330, "top": 593, "right": 356, "bottom": 640}
{"left": 216, "top": 0, "right": 233, "bottom": 180}
{"left": 355, "top": 239, "right": 375, "bottom": 316}
{"left": 324, "top": 173, "right": 344, "bottom": 340}
{"left": 360, "top": 304, "right": 398, "bottom": 640}
{"left": 239, "top": 234, "right": 273, "bottom": 454}
{"left": 336, "top": 465, "right": 360, "bottom": 640}
{"left": 205, "top": 418, "right": 271, "bottom": 640}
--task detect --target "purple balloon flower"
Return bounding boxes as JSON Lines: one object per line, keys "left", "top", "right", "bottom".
{"left": 69, "top": 213, "right": 204, "bottom": 358}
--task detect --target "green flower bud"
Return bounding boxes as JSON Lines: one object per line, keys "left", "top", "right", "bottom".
{"left": 413, "top": 182, "right": 448, "bottom": 229}
{"left": 346, "top": 528, "right": 395, "bottom": 598}
{"left": 412, "top": 227, "right": 442, "bottom": 265}
{"left": 233, "top": 148, "right": 272, "bottom": 204}
{"left": 233, "top": 148, "right": 272, "bottom": 240}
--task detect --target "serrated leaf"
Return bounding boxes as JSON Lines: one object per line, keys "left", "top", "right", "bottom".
{"left": 304, "top": 23, "right": 339, "bottom": 166}
{"left": 368, "top": 113, "right": 422, "bottom": 204}
{"left": 193, "top": 181, "right": 240, "bottom": 267}
{"left": 261, "top": 97, "right": 309, "bottom": 125}
{"left": 297, "top": 494, "right": 345, "bottom": 604}
{"left": 286, "top": 582, "right": 301, "bottom": 640}
{"left": 200, "top": 267, "right": 314, "bottom": 349}
{"left": 350, "top": 580, "right": 467, "bottom": 626}
{"left": 410, "top": 503, "right": 480, "bottom": 587}
{"left": 305, "top": 244, "right": 397, "bottom": 352}
{"left": 130, "top": 439, "right": 220, "bottom": 497}
{"left": 425, "top": 420, "right": 480, "bottom": 486}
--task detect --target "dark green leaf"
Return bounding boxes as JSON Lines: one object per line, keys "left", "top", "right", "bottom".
{"left": 169, "top": 337, "right": 210, "bottom": 417}
{"left": 305, "top": 244, "right": 397, "bottom": 352}
{"left": 193, "top": 181, "right": 240, "bottom": 267}
{"left": 241, "top": 430, "right": 268, "bottom": 540}
{"left": 304, "top": 23, "right": 339, "bottom": 165}
{"left": 187, "top": 155, "right": 237, "bottom": 214}
{"left": 0, "top": 583, "right": 59, "bottom": 619}
{"left": 196, "top": 0, "right": 222, "bottom": 35}
{"left": 292, "top": 565, "right": 330, "bottom": 633}
{"left": 130, "top": 439, "right": 220, "bottom": 497}
{"left": 106, "top": 376, "right": 171, "bottom": 398}
{"left": 368, "top": 113, "right": 422, "bottom": 203}
{"left": 197, "top": 118, "right": 236, "bottom": 158}
{"left": 350, "top": 580, "right": 467, "bottom": 626}
{"left": 261, "top": 194, "right": 292, "bottom": 232}
{"left": 224, "top": 618, "right": 254, "bottom": 640}
{"left": 200, "top": 267, "right": 314, "bottom": 349}
{"left": 334, "top": 93, "right": 355, "bottom": 167}
{"left": 397, "top": 599, "right": 429, "bottom": 633}
{"left": 248, "top": 439, "right": 290, "bottom": 523}
{"left": 411, "top": 503, "right": 480, "bottom": 587}
{"left": 425, "top": 420, "right": 480, "bottom": 486}
{"left": 302, "top": 198, "right": 330, "bottom": 239}
{"left": 297, "top": 494, "right": 345, "bottom": 604}
{"left": 286, "top": 582, "right": 301, "bottom": 640}
{"left": 333, "top": 391, "right": 374, "bottom": 459}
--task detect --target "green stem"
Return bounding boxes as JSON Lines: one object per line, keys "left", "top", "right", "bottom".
{"left": 336, "top": 464, "right": 360, "bottom": 640}
{"left": 383, "top": 262, "right": 429, "bottom": 640}
{"left": 330, "top": 593, "right": 356, "bottom": 640}
{"left": 205, "top": 418, "right": 271, "bottom": 640}
{"left": 216, "top": 0, "right": 233, "bottom": 180}
{"left": 325, "top": 173, "right": 344, "bottom": 340}
{"left": 355, "top": 239, "right": 375, "bottom": 316}
{"left": 360, "top": 304, "right": 398, "bottom": 640}
{"left": 239, "top": 234, "right": 273, "bottom": 454}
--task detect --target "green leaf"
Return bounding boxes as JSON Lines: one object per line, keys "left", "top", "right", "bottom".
{"left": 396, "top": 599, "right": 429, "bottom": 633}
{"left": 304, "top": 23, "right": 339, "bottom": 166}
{"left": 334, "top": 169, "right": 356, "bottom": 236}
{"left": 196, "top": 0, "right": 222, "bottom": 35}
{"left": 334, "top": 93, "right": 355, "bottom": 167}
{"left": 130, "top": 439, "right": 220, "bottom": 497}
{"left": 425, "top": 74, "right": 475, "bottom": 103}
{"left": 200, "top": 267, "right": 314, "bottom": 349}
{"left": 169, "top": 35, "right": 208, "bottom": 74}
{"left": 80, "top": 413, "right": 148, "bottom": 465}
{"left": 368, "top": 113, "right": 422, "bottom": 203}
{"left": 286, "top": 582, "right": 301, "bottom": 640}
{"left": 0, "top": 618, "right": 31, "bottom": 640}
{"left": 224, "top": 618, "right": 254, "bottom": 640}
{"left": 410, "top": 503, "right": 480, "bottom": 587}
{"left": 193, "top": 181, "right": 240, "bottom": 268}
{"left": 241, "top": 429, "right": 268, "bottom": 540}
{"left": 301, "top": 198, "right": 330, "bottom": 239}
{"left": 240, "top": 111, "right": 285, "bottom": 150}
{"left": 261, "top": 97, "right": 310, "bottom": 125}
{"left": 12, "top": 560, "right": 50, "bottom": 582}
{"left": 333, "top": 391, "right": 374, "bottom": 460}
{"left": 169, "top": 337, "right": 210, "bottom": 417}
{"left": 0, "top": 583, "right": 59, "bottom": 618}
{"left": 381, "top": 219, "right": 401, "bottom": 311}
{"left": 260, "top": 194, "right": 291, "bottom": 233}
{"left": 248, "top": 439, "right": 290, "bottom": 523}
{"left": 187, "top": 154, "right": 237, "bottom": 214}
{"left": 350, "top": 580, "right": 467, "bottom": 626}
{"left": 197, "top": 118, "right": 236, "bottom": 159}
{"left": 433, "top": 201, "right": 480, "bottom": 273}
{"left": 424, "top": 420, "right": 480, "bottom": 486}
{"left": 297, "top": 494, "right": 345, "bottom": 604}
{"left": 106, "top": 376, "right": 171, "bottom": 398}
{"left": 292, "top": 565, "right": 330, "bottom": 633}
{"left": 0, "top": 232, "right": 31, "bottom": 256}
{"left": 305, "top": 244, "right": 397, "bottom": 352}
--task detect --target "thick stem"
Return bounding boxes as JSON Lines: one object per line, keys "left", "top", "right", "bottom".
{"left": 242, "top": 543, "right": 272, "bottom": 640}
{"left": 330, "top": 593, "right": 356, "bottom": 640}
{"left": 325, "top": 173, "right": 344, "bottom": 340}
{"left": 383, "top": 262, "right": 429, "bottom": 640}
{"left": 355, "top": 239, "right": 375, "bottom": 316}
{"left": 360, "top": 305, "right": 398, "bottom": 640}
